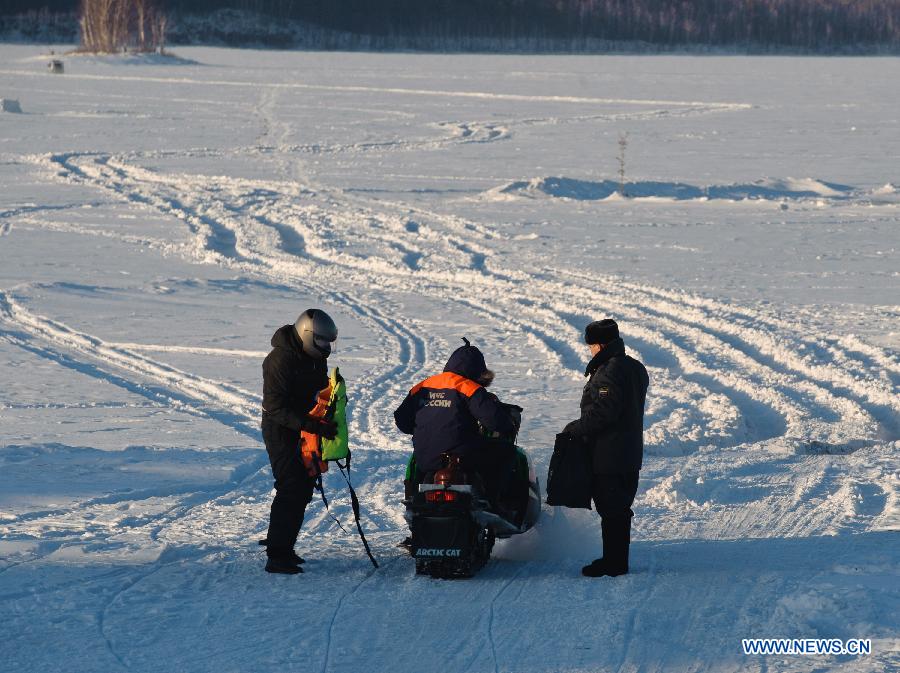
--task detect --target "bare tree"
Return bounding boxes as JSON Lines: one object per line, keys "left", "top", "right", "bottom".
{"left": 78, "top": 0, "right": 167, "bottom": 54}
{"left": 151, "top": 10, "right": 167, "bottom": 53}
{"left": 134, "top": 0, "right": 147, "bottom": 50}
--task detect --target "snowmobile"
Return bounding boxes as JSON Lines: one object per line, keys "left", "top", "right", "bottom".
{"left": 403, "top": 407, "right": 541, "bottom": 578}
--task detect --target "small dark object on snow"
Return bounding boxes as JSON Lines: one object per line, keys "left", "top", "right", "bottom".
{"left": 1, "top": 99, "right": 22, "bottom": 114}
{"left": 48, "top": 60, "right": 64, "bottom": 74}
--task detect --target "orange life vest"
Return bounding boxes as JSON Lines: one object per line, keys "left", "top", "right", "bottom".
{"left": 300, "top": 379, "right": 333, "bottom": 477}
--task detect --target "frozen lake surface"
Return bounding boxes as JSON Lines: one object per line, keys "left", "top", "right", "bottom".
{"left": 0, "top": 46, "right": 898, "bottom": 672}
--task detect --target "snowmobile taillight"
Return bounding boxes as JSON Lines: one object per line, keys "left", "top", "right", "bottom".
{"left": 434, "top": 454, "right": 467, "bottom": 487}
{"left": 425, "top": 490, "right": 458, "bottom": 503}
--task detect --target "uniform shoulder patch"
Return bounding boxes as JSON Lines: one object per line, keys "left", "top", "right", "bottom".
{"left": 597, "top": 385, "right": 610, "bottom": 398}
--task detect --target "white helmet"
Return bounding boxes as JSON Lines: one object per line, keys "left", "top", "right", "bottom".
{"left": 294, "top": 309, "right": 338, "bottom": 359}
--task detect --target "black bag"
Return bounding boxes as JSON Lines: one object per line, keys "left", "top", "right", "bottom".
{"left": 546, "top": 433, "right": 593, "bottom": 509}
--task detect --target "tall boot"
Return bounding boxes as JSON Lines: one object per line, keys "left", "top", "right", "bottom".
{"left": 582, "top": 514, "right": 631, "bottom": 577}
{"left": 266, "top": 492, "right": 293, "bottom": 553}
{"left": 287, "top": 511, "right": 306, "bottom": 565}
{"left": 264, "top": 492, "right": 304, "bottom": 573}
{"left": 604, "top": 514, "right": 631, "bottom": 575}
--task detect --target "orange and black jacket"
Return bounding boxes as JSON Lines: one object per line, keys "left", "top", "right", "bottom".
{"left": 394, "top": 344, "right": 516, "bottom": 472}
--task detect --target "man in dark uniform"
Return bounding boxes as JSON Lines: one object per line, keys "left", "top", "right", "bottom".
{"left": 260, "top": 308, "right": 338, "bottom": 574}
{"left": 394, "top": 338, "right": 518, "bottom": 500}
{"left": 564, "top": 319, "right": 649, "bottom": 578}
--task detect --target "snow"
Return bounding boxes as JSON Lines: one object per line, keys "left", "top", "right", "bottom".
{"left": 0, "top": 45, "right": 898, "bottom": 672}
{"left": 487, "top": 175, "right": 898, "bottom": 203}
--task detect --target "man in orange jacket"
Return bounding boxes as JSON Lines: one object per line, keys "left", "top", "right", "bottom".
{"left": 394, "top": 338, "right": 518, "bottom": 500}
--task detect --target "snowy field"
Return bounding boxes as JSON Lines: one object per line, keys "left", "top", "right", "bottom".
{"left": 1, "top": 45, "right": 898, "bottom": 672}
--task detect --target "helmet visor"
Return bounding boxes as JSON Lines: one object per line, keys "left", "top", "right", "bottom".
{"left": 313, "top": 333, "right": 337, "bottom": 357}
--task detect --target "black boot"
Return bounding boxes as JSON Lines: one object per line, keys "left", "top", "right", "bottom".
{"left": 265, "top": 560, "right": 303, "bottom": 574}
{"left": 261, "top": 490, "right": 307, "bottom": 569}
{"left": 288, "top": 529, "right": 306, "bottom": 565}
{"left": 582, "top": 515, "right": 631, "bottom": 577}
{"left": 259, "top": 538, "right": 305, "bottom": 565}
{"left": 605, "top": 514, "right": 630, "bottom": 575}
{"left": 265, "top": 547, "right": 303, "bottom": 575}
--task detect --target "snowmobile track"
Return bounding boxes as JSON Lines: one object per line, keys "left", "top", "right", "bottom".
{"left": 2, "top": 51, "right": 898, "bottom": 673}
{"left": 25, "top": 148, "right": 898, "bottom": 456}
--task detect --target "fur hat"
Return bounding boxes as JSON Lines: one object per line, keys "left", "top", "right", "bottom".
{"left": 584, "top": 319, "right": 619, "bottom": 345}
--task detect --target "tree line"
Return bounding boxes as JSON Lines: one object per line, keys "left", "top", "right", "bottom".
{"left": 78, "top": 0, "right": 167, "bottom": 52}
{"left": 3, "top": 0, "right": 900, "bottom": 52}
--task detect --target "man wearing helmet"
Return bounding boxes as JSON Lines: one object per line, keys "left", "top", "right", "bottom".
{"left": 260, "top": 308, "right": 339, "bottom": 574}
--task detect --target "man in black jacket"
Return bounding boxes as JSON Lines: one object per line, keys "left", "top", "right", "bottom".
{"left": 564, "top": 319, "right": 649, "bottom": 578}
{"left": 260, "top": 309, "right": 338, "bottom": 574}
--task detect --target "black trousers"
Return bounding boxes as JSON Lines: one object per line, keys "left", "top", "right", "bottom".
{"left": 262, "top": 420, "right": 314, "bottom": 558}
{"left": 592, "top": 471, "right": 639, "bottom": 570}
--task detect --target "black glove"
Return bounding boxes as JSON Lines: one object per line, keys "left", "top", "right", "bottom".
{"left": 301, "top": 418, "right": 338, "bottom": 440}
{"left": 320, "top": 420, "right": 338, "bottom": 440}
{"left": 507, "top": 406, "right": 522, "bottom": 430}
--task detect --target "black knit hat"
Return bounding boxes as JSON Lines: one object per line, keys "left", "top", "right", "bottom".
{"left": 584, "top": 319, "right": 619, "bottom": 345}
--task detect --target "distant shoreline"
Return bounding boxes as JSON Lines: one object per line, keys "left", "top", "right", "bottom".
{"left": 2, "top": 9, "right": 900, "bottom": 56}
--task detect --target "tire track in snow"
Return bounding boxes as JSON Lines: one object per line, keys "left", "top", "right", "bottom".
{"left": 21, "top": 144, "right": 897, "bottom": 551}
{"left": 97, "top": 561, "right": 170, "bottom": 671}
{"left": 487, "top": 565, "right": 527, "bottom": 673}
{"left": 0, "top": 292, "right": 261, "bottom": 432}
{"left": 613, "top": 278, "right": 899, "bottom": 410}
{"left": 0, "top": 293, "right": 279, "bottom": 552}
{"left": 42, "top": 150, "right": 895, "bottom": 454}
{"left": 271, "top": 119, "right": 512, "bottom": 156}
{"left": 0, "top": 69, "right": 754, "bottom": 110}
{"left": 319, "top": 555, "right": 406, "bottom": 673}
{"left": 3, "top": 161, "right": 424, "bottom": 558}
{"left": 31, "top": 151, "right": 430, "bottom": 449}
{"left": 40, "top": 148, "right": 898, "bottom": 457}
{"left": 555, "top": 270, "right": 898, "bottom": 441}
{"left": 342, "top": 193, "right": 894, "bottom": 446}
